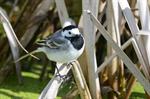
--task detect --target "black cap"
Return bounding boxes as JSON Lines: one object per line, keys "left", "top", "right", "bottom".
{"left": 62, "top": 25, "right": 77, "bottom": 31}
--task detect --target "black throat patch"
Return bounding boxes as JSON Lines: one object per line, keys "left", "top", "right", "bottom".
{"left": 65, "top": 35, "right": 84, "bottom": 50}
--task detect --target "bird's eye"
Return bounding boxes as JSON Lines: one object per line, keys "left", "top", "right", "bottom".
{"left": 68, "top": 31, "right": 71, "bottom": 35}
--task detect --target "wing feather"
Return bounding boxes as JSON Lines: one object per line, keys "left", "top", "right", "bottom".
{"left": 37, "top": 29, "right": 67, "bottom": 49}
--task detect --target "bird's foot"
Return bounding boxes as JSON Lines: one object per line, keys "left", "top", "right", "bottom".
{"left": 55, "top": 65, "right": 68, "bottom": 81}
{"left": 55, "top": 62, "right": 73, "bottom": 81}
{"left": 56, "top": 73, "right": 68, "bottom": 80}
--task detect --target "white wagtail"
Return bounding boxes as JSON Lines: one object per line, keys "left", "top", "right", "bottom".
{"left": 16, "top": 25, "right": 85, "bottom": 65}
{"left": 37, "top": 25, "right": 85, "bottom": 63}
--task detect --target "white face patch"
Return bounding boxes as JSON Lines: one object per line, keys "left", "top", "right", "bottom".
{"left": 62, "top": 28, "right": 80, "bottom": 37}
{"left": 70, "top": 28, "right": 80, "bottom": 35}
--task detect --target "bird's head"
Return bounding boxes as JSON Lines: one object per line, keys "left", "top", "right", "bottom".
{"left": 61, "top": 25, "right": 84, "bottom": 50}
{"left": 61, "top": 25, "right": 81, "bottom": 38}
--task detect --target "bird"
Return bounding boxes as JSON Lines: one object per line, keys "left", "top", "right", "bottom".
{"left": 15, "top": 25, "right": 85, "bottom": 64}
{"left": 37, "top": 25, "right": 85, "bottom": 64}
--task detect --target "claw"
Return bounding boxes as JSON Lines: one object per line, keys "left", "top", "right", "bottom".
{"left": 55, "top": 65, "right": 68, "bottom": 81}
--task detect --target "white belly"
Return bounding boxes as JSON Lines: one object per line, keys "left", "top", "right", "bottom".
{"left": 38, "top": 45, "right": 84, "bottom": 63}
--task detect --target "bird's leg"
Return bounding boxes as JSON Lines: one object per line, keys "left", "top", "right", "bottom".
{"left": 55, "top": 62, "right": 74, "bottom": 81}
{"left": 55, "top": 65, "right": 67, "bottom": 80}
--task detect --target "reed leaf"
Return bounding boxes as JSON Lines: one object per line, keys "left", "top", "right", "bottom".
{"left": 119, "top": 0, "right": 150, "bottom": 80}
{"left": 0, "top": 7, "right": 22, "bottom": 84}
{"left": 137, "top": 0, "right": 150, "bottom": 76}
{"left": 85, "top": 10, "right": 150, "bottom": 95}
{"left": 82, "top": 0, "right": 102, "bottom": 98}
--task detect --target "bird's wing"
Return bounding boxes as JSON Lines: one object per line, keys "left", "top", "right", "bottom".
{"left": 46, "top": 37, "right": 67, "bottom": 48}
{"left": 37, "top": 30, "right": 67, "bottom": 49}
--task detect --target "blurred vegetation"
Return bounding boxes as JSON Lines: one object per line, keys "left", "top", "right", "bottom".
{"left": 0, "top": 64, "right": 146, "bottom": 99}
{"left": 0, "top": 64, "right": 77, "bottom": 99}
{"left": 0, "top": 0, "right": 148, "bottom": 98}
